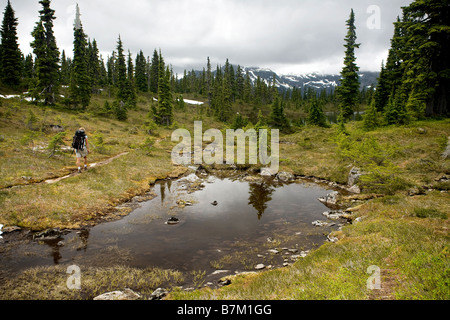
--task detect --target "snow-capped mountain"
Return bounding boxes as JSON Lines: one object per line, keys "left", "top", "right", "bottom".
{"left": 244, "top": 67, "right": 379, "bottom": 92}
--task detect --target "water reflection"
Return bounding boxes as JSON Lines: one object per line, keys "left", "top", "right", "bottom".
{"left": 2, "top": 173, "right": 337, "bottom": 275}
{"left": 248, "top": 181, "right": 275, "bottom": 219}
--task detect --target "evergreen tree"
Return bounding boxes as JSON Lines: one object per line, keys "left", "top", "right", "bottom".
{"left": 156, "top": 53, "right": 173, "bottom": 126}
{"left": 269, "top": 96, "right": 289, "bottom": 131}
{"left": 384, "top": 89, "right": 410, "bottom": 125}
{"left": 135, "top": 50, "right": 147, "bottom": 92}
{"left": 336, "top": 9, "right": 360, "bottom": 121}
{"left": 308, "top": 99, "right": 327, "bottom": 127}
{"left": 374, "top": 18, "right": 405, "bottom": 113}
{"left": 235, "top": 65, "right": 245, "bottom": 100}
{"left": 363, "top": 98, "right": 379, "bottom": 131}
{"left": 149, "top": 49, "right": 159, "bottom": 93}
{"left": 231, "top": 112, "right": 246, "bottom": 130}
{"left": 126, "top": 50, "right": 137, "bottom": 107}
{"left": 0, "top": 0, "right": 22, "bottom": 87}
{"left": 69, "top": 4, "right": 91, "bottom": 109}
{"left": 59, "top": 50, "right": 70, "bottom": 86}
{"left": 243, "top": 69, "right": 252, "bottom": 103}
{"left": 115, "top": 35, "right": 127, "bottom": 102}
{"left": 87, "top": 39, "right": 101, "bottom": 94}
{"left": 400, "top": 0, "right": 450, "bottom": 117}
{"left": 31, "top": 0, "right": 60, "bottom": 105}
{"left": 377, "top": 1, "right": 450, "bottom": 119}
{"left": 218, "top": 60, "right": 233, "bottom": 122}
{"left": 206, "top": 57, "right": 212, "bottom": 112}
{"left": 22, "top": 53, "right": 34, "bottom": 88}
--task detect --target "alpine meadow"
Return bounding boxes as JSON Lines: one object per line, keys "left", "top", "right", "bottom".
{"left": 0, "top": 0, "right": 449, "bottom": 305}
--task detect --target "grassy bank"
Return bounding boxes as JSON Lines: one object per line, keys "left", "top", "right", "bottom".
{"left": 0, "top": 95, "right": 449, "bottom": 300}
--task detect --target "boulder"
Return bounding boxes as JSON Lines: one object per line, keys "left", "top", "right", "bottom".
{"left": 318, "top": 191, "right": 339, "bottom": 206}
{"left": 347, "top": 167, "right": 362, "bottom": 187}
{"left": 94, "top": 288, "right": 141, "bottom": 300}
{"left": 322, "top": 210, "right": 345, "bottom": 220}
{"left": 312, "top": 220, "right": 329, "bottom": 227}
{"left": 149, "top": 288, "right": 169, "bottom": 300}
{"left": 260, "top": 167, "right": 276, "bottom": 177}
{"left": 276, "top": 172, "right": 295, "bottom": 182}
{"left": 166, "top": 217, "right": 180, "bottom": 225}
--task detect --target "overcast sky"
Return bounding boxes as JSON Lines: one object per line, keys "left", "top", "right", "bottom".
{"left": 3, "top": 0, "right": 414, "bottom": 75}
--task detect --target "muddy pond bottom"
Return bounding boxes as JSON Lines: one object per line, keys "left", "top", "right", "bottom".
{"left": 1, "top": 173, "right": 343, "bottom": 279}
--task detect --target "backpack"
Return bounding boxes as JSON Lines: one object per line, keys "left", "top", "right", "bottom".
{"left": 72, "top": 130, "right": 86, "bottom": 150}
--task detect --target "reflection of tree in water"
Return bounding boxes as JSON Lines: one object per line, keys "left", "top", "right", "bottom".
{"left": 160, "top": 182, "right": 165, "bottom": 204}
{"left": 248, "top": 182, "right": 276, "bottom": 219}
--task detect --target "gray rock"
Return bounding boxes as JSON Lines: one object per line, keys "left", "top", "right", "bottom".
{"left": 347, "top": 184, "right": 361, "bottom": 194}
{"left": 318, "top": 191, "right": 339, "bottom": 206}
{"left": 312, "top": 220, "right": 329, "bottom": 227}
{"left": 166, "top": 217, "right": 179, "bottom": 225}
{"left": 276, "top": 171, "right": 295, "bottom": 182}
{"left": 322, "top": 210, "right": 345, "bottom": 220}
{"left": 94, "top": 288, "right": 141, "bottom": 300}
{"left": 255, "top": 264, "right": 265, "bottom": 270}
{"left": 260, "top": 167, "right": 276, "bottom": 176}
{"left": 347, "top": 167, "right": 362, "bottom": 186}
{"left": 218, "top": 279, "right": 231, "bottom": 286}
{"left": 149, "top": 288, "right": 168, "bottom": 300}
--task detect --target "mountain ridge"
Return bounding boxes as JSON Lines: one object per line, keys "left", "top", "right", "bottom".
{"left": 243, "top": 66, "right": 379, "bottom": 92}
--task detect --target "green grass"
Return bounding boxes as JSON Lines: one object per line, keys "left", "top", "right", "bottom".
{"left": 0, "top": 265, "right": 184, "bottom": 300}
{"left": 170, "top": 192, "right": 449, "bottom": 300}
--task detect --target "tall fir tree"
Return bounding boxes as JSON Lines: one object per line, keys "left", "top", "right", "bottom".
{"left": 374, "top": 17, "right": 405, "bottom": 113}
{"left": 156, "top": 52, "right": 173, "bottom": 126}
{"left": 0, "top": 0, "right": 22, "bottom": 87}
{"left": 125, "top": 50, "right": 137, "bottom": 107}
{"left": 206, "top": 57, "right": 212, "bottom": 113}
{"left": 400, "top": 0, "right": 449, "bottom": 117}
{"left": 87, "top": 39, "right": 101, "bottom": 94}
{"left": 149, "top": 49, "right": 159, "bottom": 93}
{"left": 69, "top": 4, "right": 91, "bottom": 109}
{"left": 135, "top": 50, "right": 148, "bottom": 92}
{"left": 337, "top": 9, "right": 360, "bottom": 121}
{"left": 59, "top": 50, "right": 71, "bottom": 86}
{"left": 31, "top": 0, "right": 60, "bottom": 105}
{"left": 115, "top": 35, "right": 127, "bottom": 103}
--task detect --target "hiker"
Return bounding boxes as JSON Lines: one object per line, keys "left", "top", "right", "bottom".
{"left": 72, "top": 127, "right": 90, "bottom": 173}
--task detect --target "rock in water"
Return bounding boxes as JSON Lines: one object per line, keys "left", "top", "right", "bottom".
{"left": 166, "top": 217, "right": 180, "bottom": 225}
{"left": 276, "top": 172, "right": 294, "bottom": 182}
{"left": 318, "top": 191, "right": 339, "bottom": 206}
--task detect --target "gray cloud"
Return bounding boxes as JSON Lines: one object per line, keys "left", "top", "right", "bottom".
{"left": 5, "top": 0, "right": 413, "bottom": 75}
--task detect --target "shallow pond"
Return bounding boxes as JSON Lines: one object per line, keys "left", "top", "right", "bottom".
{"left": 0, "top": 171, "right": 344, "bottom": 284}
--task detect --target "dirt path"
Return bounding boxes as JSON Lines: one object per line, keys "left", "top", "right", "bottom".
{"left": 44, "top": 152, "right": 129, "bottom": 184}
{"left": 1, "top": 151, "right": 130, "bottom": 190}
